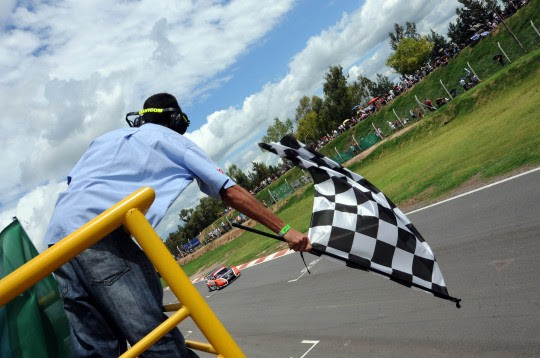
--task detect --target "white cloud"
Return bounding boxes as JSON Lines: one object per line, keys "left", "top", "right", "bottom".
{"left": 0, "top": 0, "right": 459, "bottom": 251}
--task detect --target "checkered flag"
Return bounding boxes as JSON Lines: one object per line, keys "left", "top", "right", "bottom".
{"left": 260, "top": 135, "right": 460, "bottom": 307}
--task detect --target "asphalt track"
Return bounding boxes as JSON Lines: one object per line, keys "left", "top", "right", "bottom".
{"left": 165, "top": 168, "right": 540, "bottom": 357}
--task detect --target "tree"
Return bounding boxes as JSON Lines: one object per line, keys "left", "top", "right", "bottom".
{"left": 367, "top": 74, "right": 395, "bottom": 98}
{"left": 348, "top": 75, "right": 372, "bottom": 106}
{"left": 404, "top": 21, "right": 420, "bottom": 40}
{"left": 295, "top": 96, "right": 311, "bottom": 122}
{"left": 249, "top": 162, "right": 274, "bottom": 185}
{"left": 179, "top": 196, "right": 225, "bottom": 241}
{"left": 447, "top": 0, "right": 497, "bottom": 46}
{"left": 165, "top": 226, "right": 184, "bottom": 254}
{"left": 261, "top": 117, "right": 294, "bottom": 144}
{"left": 386, "top": 37, "right": 434, "bottom": 76}
{"left": 426, "top": 29, "right": 449, "bottom": 58}
{"left": 322, "top": 65, "right": 354, "bottom": 126}
{"left": 310, "top": 95, "right": 324, "bottom": 115}
{"left": 389, "top": 22, "right": 420, "bottom": 50}
{"left": 227, "top": 164, "right": 252, "bottom": 190}
{"left": 296, "top": 111, "right": 322, "bottom": 143}
{"left": 389, "top": 23, "right": 405, "bottom": 51}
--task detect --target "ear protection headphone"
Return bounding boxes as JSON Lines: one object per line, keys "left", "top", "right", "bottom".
{"left": 125, "top": 107, "right": 190, "bottom": 134}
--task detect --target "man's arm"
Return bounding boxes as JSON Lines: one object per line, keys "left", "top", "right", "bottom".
{"left": 220, "top": 185, "right": 311, "bottom": 252}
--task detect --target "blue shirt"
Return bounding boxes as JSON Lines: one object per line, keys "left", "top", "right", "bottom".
{"left": 44, "top": 123, "right": 235, "bottom": 244}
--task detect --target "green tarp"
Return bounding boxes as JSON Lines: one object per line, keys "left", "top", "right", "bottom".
{"left": 270, "top": 181, "right": 295, "bottom": 201}
{"left": 359, "top": 132, "right": 380, "bottom": 150}
{"left": 0, "top": 219, "right": 72, "bottom": 358}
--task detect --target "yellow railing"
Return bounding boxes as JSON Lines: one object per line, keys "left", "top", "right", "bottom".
{"left": 0, "top": 187, "right": 245, "bottom": 358}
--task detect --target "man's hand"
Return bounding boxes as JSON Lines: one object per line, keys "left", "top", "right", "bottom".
{"left": 283, "top": 228, "right": 312, "bottom": 252}
{"left": 221, "top": 185, "right": 312, "bottom": 252}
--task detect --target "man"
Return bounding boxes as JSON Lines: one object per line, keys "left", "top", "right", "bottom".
{"left": 459, "top": 78, "right": 468, "bottom": 91}
{"left": 44, "top": 93, "right": 311, "bottom": 357}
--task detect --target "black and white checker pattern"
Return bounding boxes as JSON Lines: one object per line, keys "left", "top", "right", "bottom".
{"left": 260, "top": 135, "right": 458, "bottom": 303}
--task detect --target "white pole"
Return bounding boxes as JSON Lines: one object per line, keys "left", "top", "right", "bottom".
{"left": 371, "top": 123, "right": 382, "bottom": 140}
{"left": 467, "top": 62, "right": 480, "bottom": 81}
{"left": 415, "top": 95, "right": 427, "bottom": 114}
{"left": 531, "top": 20, "right": 540, "bottom": 39}
{"left": 352, "top": 135, "right": 360, "bottom": 147}
{"left": 268, "top": 189, "right": 277, "bottom": 204}
{"left": 497, "top": 42, "right": 512, "bottom": 63}
{"left": 392, "top": 108, "right": 400, "bottom": 121}
{"left": 285, "top": 178, "right": 293, "bottom": 191}
{"left": 392, "top": 109, "right": 404, "bottom": 126}
{"left": 439, "top": 79, "right": 454, "bottom": 99}
{"left": 334, "top": 147, "right": 343, "bottom": 161}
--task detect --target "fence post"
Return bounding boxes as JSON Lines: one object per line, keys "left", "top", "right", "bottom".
{"left": 415, "top": 95, "right": 427, "bottom": 114}
{"left": 495, "top": 9, "right": 526, "bottom": 54}
{"left": 497, "top": 42, "right": 512, "bottom": 63}
{"left": 439, "top": 79, "right": 454, "bottom": 99}
{"left": 334, "top": 147, "right": 343, "bottom": 161}
{"left": 268, "top": 190, "right": 277, "bottom": 204}
{"left": 531, "top": 20, "right": 540, "bottom": 39}
{"left": 284, "top": 179, "right": 293, "bottom": 191}
{"left": 467, "top": 62, "right": 481, "bottom": 81}
{"left": 352, "top": 135, "right": 360, "bottom": 147}
{"left": 393, "top": 109, "right": 405, "bottom": 126}
{"left": 371, "top": 123, "right": 383, "bottom": 140}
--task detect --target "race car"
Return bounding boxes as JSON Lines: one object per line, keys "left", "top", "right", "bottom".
{"left": 205, "top": 266, "right": 241, "bottom": 291}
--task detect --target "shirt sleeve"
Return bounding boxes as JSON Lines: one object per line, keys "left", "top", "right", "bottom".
{"left": 183, "top": 144, "right": 236, "bottom": 200}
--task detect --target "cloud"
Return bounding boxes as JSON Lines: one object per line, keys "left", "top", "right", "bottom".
{"left": 0, "top": 182, "right": 67, "bottom": 252}
{"left": 0, "top": 0, "right": 460, "bottom": 251}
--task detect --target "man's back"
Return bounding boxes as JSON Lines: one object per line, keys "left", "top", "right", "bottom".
{"left": 45, "top": 123, "right": 232, "bottom": 244}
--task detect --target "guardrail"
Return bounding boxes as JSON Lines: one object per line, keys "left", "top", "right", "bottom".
{"left": 0, "top": 187, "right": 245, "bottom": 358}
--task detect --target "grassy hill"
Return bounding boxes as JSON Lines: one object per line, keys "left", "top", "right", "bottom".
{"left": 180, "top": 3, "right": 540, "bottom": 278}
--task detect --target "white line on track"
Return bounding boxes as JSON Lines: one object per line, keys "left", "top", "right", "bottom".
{"left": 205, "top": 291, "right": 216, "bottom": 298}
{"left": 288, "top": 258, "right": 321, "bottom": 282}
{"left": 406, "top": 167, "right": 540, "bottom": 215}
{"left": 297, "top": 340, "right": 319, "bottom": 358}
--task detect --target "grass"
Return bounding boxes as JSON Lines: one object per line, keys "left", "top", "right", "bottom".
{"left": 349, "top": 50, "right": 540, "bottom": 203}
{"left": 179, "top": 3, "right": 540, "bottom": 278}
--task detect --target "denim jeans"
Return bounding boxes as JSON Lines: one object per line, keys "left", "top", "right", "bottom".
{"left": 53, "top": 228, "right": 198, "bottom": 357}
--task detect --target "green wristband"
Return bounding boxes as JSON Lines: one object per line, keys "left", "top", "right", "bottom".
{"left": 279, "top": 224, "right": 291, "bottom": 237}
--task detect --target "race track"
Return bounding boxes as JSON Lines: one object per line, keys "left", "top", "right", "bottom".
{"left": 165, "top": 168, "right": 540, "bottom": 357}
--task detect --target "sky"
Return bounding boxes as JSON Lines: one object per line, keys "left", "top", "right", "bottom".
{"left": 0, "top": 0, "right": 460, "bottom": 252}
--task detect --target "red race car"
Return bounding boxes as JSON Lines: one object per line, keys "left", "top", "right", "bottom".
{"left": 205, "top": 266, "right": 241, "bottom": 291}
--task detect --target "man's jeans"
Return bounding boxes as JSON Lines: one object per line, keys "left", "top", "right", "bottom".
{"left": 53, "top": 229, "right": 198, "bottom": 357}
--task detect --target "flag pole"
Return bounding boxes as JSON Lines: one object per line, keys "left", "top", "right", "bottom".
{"left": 232, "top": 223, "right": 285, "bottom": 242}
{"left": 232, "top": 223, "right": 312, "bottom": 273}
{"left": 497, "top": 42, "right": 512, "bottom": 63}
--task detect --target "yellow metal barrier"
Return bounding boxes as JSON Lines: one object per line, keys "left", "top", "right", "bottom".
{"left": 0, "top": 187, "right": 245, "bottom": 357}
